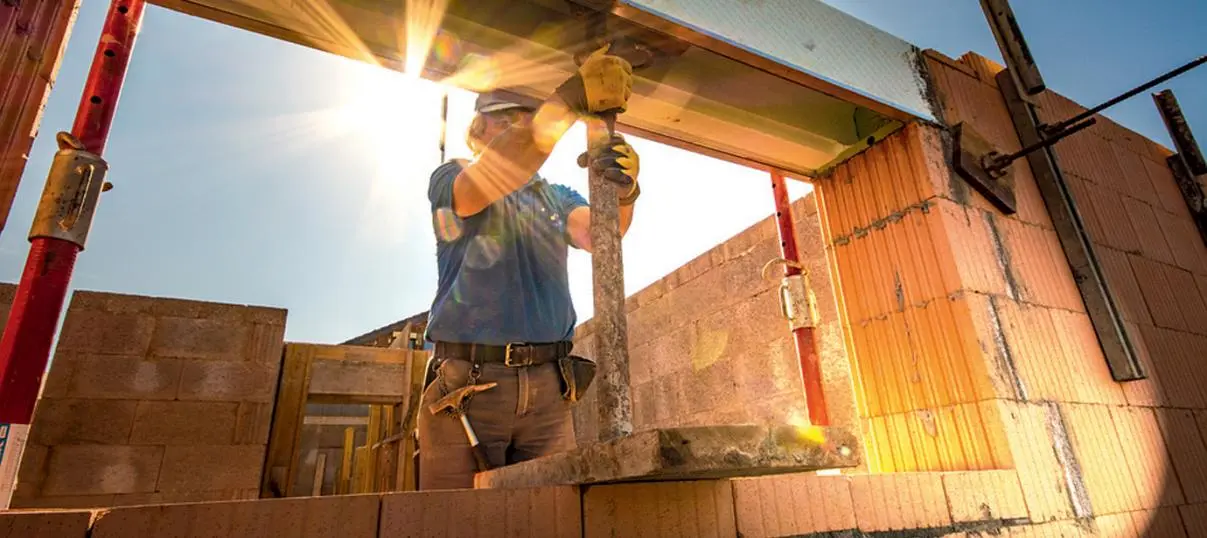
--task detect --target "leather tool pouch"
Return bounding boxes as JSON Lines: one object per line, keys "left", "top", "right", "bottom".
{"left": 557, "top": 355, "right": 597, "bottom": 403}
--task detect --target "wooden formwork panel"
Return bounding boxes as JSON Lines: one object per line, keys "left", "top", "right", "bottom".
{"left": 260, "top": 343, "right": 428, "bottom": 498}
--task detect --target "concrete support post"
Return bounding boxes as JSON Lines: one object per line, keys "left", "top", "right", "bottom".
{"left": 586, "top": 116, "right": 632, "bottom": 441}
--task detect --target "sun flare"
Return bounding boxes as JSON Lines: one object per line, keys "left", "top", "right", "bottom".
{"left": 328, "top": 61, "right": 452, "bottom": 242}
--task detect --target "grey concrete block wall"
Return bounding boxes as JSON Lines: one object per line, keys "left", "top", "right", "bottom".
{"left": 571, "top": 193, "right": 860, "bottom": 446}
{"left": 12, "top": 290, "right": 287, "bottom": 509}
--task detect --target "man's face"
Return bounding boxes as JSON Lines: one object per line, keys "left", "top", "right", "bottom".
{"left": 479, "top": 107, "right": 535, "bottom": 146}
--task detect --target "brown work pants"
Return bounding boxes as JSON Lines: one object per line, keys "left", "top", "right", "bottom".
{"left": 417, "top": 356, "right": 577, "bottom": 490}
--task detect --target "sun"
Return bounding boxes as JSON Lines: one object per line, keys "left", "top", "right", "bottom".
{"left": 327, "top": 61, "right": 452, "bottom": 242}
{"left": 332, "top": 63, "right": 446, "bottom": 154}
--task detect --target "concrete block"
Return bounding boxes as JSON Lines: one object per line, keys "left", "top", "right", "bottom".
{"left": 10, "top": 494, "right": 115, "bottom": 509}
{"left": 176, "top": 360, "right": 278, "bottom": 403}
{"left": 157, "top": 445, "right": 265, "bottom": 492}
{"left": 476, "top": 424, "right": 858, "bottom": 490}
{"left": 732, "top": 472, "right": 855, "bottom": 537}
{"left": 234, "top": 402, "right": 274, "bottom": 445}
{"left": 150, "top": 317, "right": 250, "bottom": 361}
{"left": 113, "top": 488, "right": 254, "bottom": 507}
{"left": 0, "top": 510, "right": 93, "bottom": 538}
{"left": 29, "top": 398, "right": 138, "bottom": 445}
{"left": 15, "top": 442, "right": 49, "bottom": 490}
{"left": 91, "top": 494, "right": 379, "bottom": 538}
{"left": 583, "top": 481, "right": 736, "bottom": 538}
{"left": 247, "top": 323, "right": 286, "bottom": 364}
{"left": 380, "top": 487, "right": 579, "bottom": 537}
{"left": 941, "top": 470, "right": 1027, "bottom": 523}
{"left": 41, "top": 445, "right": 163, "bottom": 496}
{"left": 130, "top": 400, "right": 239, "bottom": 445}
{"left": 56, "top": 309, "right": 155, "bottom": 355}
{"left": 65, "top": 355, "right": 183, "bottom": 400}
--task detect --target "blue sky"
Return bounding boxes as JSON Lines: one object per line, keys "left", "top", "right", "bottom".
{"left": 0, "top": 0, "right": 1203, "bottom": 345}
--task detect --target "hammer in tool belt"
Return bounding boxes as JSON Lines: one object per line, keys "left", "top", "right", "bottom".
{"left": 429, "top": 382, "right": 497, "bottom": 472}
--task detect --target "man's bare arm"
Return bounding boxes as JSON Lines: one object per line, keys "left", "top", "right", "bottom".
{"left": 451, "top": 99, "right": 577, "bottom": 218}
{"left": 567, "top": 202, "right": 634, "bottom": 253}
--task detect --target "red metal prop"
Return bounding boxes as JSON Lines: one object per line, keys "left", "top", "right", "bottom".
{"left": 770, "top": 170, "right": 829, "bottom": 426}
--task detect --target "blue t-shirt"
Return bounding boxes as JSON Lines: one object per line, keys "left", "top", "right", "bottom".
{"left": 425, "top": 159, "right": 589, "bottom": 345}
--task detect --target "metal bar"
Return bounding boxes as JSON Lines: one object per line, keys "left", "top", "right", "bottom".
{"left": 1043, "top": 55, "right": 1207, "bottom": 135}
{"left": 438, "top": 92, "right": 449, "bottom": 163}
{"left": 1154, "top": 89, "right": 1207, "bottom": 176}
{"left": 0, "top": 0, "right": 144, "bottom": 508}
{"left": 770, "top": 171, "right": 828, "bottom": 426}
{"left": 980, "top": 0, "right": 1045, "bottom": 96}
{"left": 1167, "top": 154, "right": 1207, "bottom": 241}
{"left": 986, "top": 118, "right": 1096, "bottom": 174}
{"left": 995, "top": 68, "right": 1144, "bottom": 381}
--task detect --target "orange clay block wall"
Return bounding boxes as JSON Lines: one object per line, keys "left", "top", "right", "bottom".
{"left": 571, "top": 193, "right": 860, "bottom": 451}
{"left": 812, "top": 121, "right": 1014, "bottom": 476}
{"left": 871, "top": 49, "right": 1207, "bottom": 532}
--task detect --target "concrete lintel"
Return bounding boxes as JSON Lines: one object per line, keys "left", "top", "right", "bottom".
{"left": 474, "top": 424, "right": 859, "bottom": 489}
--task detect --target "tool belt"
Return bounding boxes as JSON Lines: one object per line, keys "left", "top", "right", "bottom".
{"left": 431, "top": 341, "right": 596, "bottom": 403}
{"left": 433, "top": 341, "right": 573, "bottom": 367}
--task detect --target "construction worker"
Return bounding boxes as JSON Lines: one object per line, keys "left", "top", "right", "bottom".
{"left": 417, "top": 47, "right": 640, "bottom": 490}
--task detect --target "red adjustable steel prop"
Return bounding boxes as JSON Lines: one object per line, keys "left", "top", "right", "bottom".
{"left": 770, "top": 170, "right": 829, "bottom": 426}
{"left": 0, "top": 0, "right": 144, "bottom": 425}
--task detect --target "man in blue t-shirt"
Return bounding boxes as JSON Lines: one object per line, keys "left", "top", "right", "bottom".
{"left": 417, "top": 47, "right": 641, "bottom": 489}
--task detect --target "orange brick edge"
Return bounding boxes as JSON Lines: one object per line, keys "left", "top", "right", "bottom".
{"left": 6, "top": 469, "right": 1161, "bottom": 537}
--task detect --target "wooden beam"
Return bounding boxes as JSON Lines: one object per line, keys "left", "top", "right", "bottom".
{"left": 307, "top": 359, "right": 409, "bottom": 404}
{"left": 311, "top": 453, "right": 327, "bottom": 496}
{"left": 260, "top": 344, "right": 313, "bottom": 498}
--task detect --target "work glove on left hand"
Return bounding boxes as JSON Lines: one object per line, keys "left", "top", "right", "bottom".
{"left": 555, "top": 45, "right": 634, "bottom": 116}
{"left": 577, "top": 135, "right": 640, "bottom": 195}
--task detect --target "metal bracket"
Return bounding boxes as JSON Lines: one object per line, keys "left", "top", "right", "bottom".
{"left": 996, "top": 67, "right": 1145, "bottom": 382}
{"left": 952, "top": 115, "right": 1098, "bottom": 215}
{"left": 29, "top": 132, "right": 113, "bottom": 249}
{"left": 762, "top": 258, "right": 817, "bottom": 331}
{"left": 951, "top": 122, "right": 1018, "bottom": 214}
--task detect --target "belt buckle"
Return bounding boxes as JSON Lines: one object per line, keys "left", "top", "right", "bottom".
{"left": 504, "top": 342, "right": 530, "bottom": 367}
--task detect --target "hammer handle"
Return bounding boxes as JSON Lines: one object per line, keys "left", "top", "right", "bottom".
{"left": 459, "top": 414, "right": 493, "bottom": 472}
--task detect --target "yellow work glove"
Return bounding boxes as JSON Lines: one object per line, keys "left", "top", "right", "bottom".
{"left": 577, "top": 135, "right": 641, "bottom": 204}
{"left": 555, "top": 45, "right": 634, "bottom": 115}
